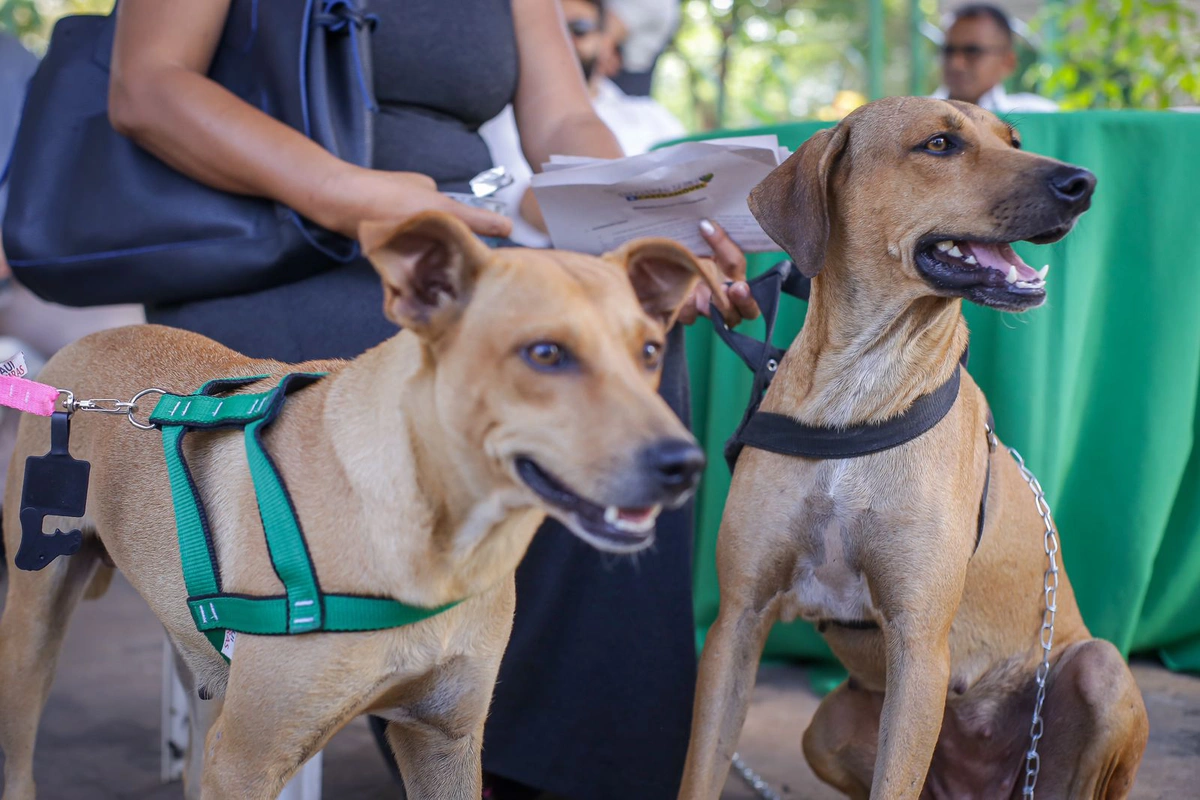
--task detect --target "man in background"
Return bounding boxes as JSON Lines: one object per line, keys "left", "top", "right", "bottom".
{"left": 932, "top": 3, "right": 1057, "bottom": 113}
{"left": 603, "top": 0, "right": 679, "bottom": 97}
{"left": 480, "top": 0, "right": 686, "bottom": 247}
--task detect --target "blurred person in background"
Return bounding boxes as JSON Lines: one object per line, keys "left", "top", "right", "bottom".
{"left": 481, "top": 0, "right": 686, "bottom": 248}
{"left": 932, "top": 3, "right": 1057, "bottom": 113}
{"left": 602, "top": 0, "right": 680, "bottom": 97}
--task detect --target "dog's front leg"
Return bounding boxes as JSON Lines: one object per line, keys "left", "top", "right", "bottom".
{"left": 198, "top": 634, "right": 390, "bottom": 799}
{"left": 382, "top": 652, "right": 506, "bottom": 800}
{"left": 678, "top": 596, "right": 776, "bottom": 800}
{"left": 872, "top": 622, "right": 951, "bottom": 799}
{"left": 867, "top": 539, "right": 967, "bottom": 800}
{"left": 385, "top": 716, "right": 485, "bottom": 800}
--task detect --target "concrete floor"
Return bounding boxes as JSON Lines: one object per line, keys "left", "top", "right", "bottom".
{"left": 1, "top": 573, "right": 1197, "bottom": 799}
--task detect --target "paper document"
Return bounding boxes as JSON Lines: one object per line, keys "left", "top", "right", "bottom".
{"left": 530, "top": 136, "right": 789, "bottom": 257}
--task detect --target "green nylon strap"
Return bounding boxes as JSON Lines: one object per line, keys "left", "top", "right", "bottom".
{"left": 156, "top": 372, "right": 461, "bottom": 653}
{"left": 160, "top": 424, "right": 220, "bottom": 598}
{"left": 150, "top": 387, "right": 279, "bottom": 428}
{"left": 188, "top": 593, "right": 460, "bottom": 635}
{"left": 243, "top": 415, "right": 322, "bottom": 633}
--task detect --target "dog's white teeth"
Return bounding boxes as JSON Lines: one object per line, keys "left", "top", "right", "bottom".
{"left": 1006, "top": 265, "right": 1019, "bottom": 284}
{"left": 604, "top": 505, "right": 662, "bottom": 533}
{"left": 1015, "top": 280, "right": 1040, "bottom": 289}
{"left": 936, "top": 240, "right": 954, "bottom": 252}
{"left": 1038, "top": 264, "right": 1050, "bottom": 280}
{"left": 963, "top": 254, "right": 978, "bottom": 265}
{"left": 947, "top": 245, "right": 963, "bottom": 258}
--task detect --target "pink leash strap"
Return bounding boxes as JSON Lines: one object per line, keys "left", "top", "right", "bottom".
{"left": 0, "top": 375, "right": 62, "bottom": 417}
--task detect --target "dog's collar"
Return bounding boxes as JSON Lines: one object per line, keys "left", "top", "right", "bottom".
{"left": 711, "top": 260, "right": 993, "bottom": 549}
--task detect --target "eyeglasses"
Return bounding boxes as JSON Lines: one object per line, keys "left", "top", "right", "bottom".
{"left": 567, "top": 18, "right": 600, "bottom": 38}
{"left": 941, "top": 44, "right": 1008, "bottom": 61}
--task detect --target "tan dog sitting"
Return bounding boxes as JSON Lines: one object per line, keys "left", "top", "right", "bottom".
{"left": 0, "top": 211, "right": 721, "bottom": 800}
{"left": 680, "top": 98, "right": 1148, "bottom": 799}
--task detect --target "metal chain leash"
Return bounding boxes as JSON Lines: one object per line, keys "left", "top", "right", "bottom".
{"left": 731, "top": 752, "right": 783, "bottom": 800}
{"left": 1008, "top": 446, "right": 1059, "bottom": 799}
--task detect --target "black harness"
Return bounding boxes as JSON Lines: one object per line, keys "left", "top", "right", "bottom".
{"left": 710, "top": 261, "right": 995, "bottom": 550}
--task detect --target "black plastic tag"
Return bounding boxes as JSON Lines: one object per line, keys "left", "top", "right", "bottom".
{"left": 16, "top": 412, "right": 89, "bottom": 571}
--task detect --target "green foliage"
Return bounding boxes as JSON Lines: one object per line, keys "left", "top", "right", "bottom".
{"left": 0, "top": 0, "right": 113, "bottom": 54}
{"left": 1024, "top": 0, "right": 1200, "bottom": 109}
{"left": 653, "top": 0, "right": 940, "bottom": 132}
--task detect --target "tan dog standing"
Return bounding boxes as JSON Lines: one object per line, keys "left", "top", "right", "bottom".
{"left": 680, "top": 98, "right": 1148, "bottom": 799}
{"left": 0, "top": 211, "right": 722, "bottom": 800}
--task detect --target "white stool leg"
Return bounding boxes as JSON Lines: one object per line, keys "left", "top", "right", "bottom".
{"left": 161, "top": 638, "right": 189, "bottom": 783}
{"left": 161, "top": 635, "right": 324, "bottom": 799}
{"left": 278, "top": 753, "right": 323, "bottom": 800}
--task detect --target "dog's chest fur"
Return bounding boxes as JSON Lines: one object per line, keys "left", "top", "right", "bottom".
{"left": 776, "top": 467, "right": 882, "bottom": 627}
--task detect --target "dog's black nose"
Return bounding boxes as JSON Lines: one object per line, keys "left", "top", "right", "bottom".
{"left": 1048, "top": 166, "right": 1096, "bottom": 206}
{"left": 642, "top": 438, "right": 706, "bottom": 492}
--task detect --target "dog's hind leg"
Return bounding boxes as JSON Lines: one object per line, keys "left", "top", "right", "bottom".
{"left": 0, "top": 535, "right": 102, "bottom": 800}
{"left": 802, "top": 680, "right": 882, "bottom": 800}
{"left": 678, "top": 590, "right": 777, "bottom": 800}
{"left": 1020, "top": 639, "right": 1148, "bottom": 800}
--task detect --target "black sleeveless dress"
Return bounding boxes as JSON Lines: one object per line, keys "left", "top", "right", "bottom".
{"left": 148, "top": 3, "right": 696, "bottom": 797}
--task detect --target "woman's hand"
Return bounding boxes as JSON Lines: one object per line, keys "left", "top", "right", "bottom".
{"left": 110, "top": 0, "right": 511, "bottom": 247}
{"left": 677, "top": 220, "right": 761, "bottom": 327}
{"left": 320, "top": 168, "right": 512, "bottom": 241}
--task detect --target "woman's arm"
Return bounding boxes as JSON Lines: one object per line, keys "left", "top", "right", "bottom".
{"left": 109, "top": 0, "right": 510, "bottom": 239}
{"left": 510, "top": 0, "right": 623, "bottom": 169}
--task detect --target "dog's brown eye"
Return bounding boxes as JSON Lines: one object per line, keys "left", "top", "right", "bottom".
{"left": 925, "top": 136, "right": 951, "bottom": 152}
{"left": 643, "top": 342, "right": 663, "bottom": 368}
{"left": 524, "top": 342, "right": 566, "bottom": 369}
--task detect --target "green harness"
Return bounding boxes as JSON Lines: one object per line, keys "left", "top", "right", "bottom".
{"left": 149, "top": 373, "right": 458, "bottom": 659}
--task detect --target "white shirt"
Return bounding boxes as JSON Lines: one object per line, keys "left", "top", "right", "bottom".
{"left": 931, "top": 84, "right": 1058, "bottom": 114}
{"left": 479, "top": 78, "right": 687, "bottom": 248}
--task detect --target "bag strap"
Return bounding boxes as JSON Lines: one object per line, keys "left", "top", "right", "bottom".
{"left": 151, "top": 373, "right": 458, "bottom": 656}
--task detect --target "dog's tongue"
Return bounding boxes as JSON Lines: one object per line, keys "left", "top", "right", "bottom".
{"left": 963, "top": 241, "right": 1041, "bottom": 282}
{"left": 617, "top": 507, "right": 656, "bottom": 523}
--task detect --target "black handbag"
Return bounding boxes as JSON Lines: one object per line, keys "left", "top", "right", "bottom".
{"left": 2, "top": 0, "right": 376, "bottom": 308}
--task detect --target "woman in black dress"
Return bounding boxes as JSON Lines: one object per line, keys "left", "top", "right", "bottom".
{"left": 109, "top": 2, "right": 755, "bottom": 797}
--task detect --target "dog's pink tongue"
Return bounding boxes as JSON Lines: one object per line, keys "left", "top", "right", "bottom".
{"left": 618, "top": 507, "right": 656, "bottom": 523}
{"left": 964, "top": 242, "right": 1041, "bottom": 281}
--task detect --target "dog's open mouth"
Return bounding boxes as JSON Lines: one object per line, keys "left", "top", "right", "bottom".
{"left": 915, "top": 236, "right": 1056, "bottom": 310}
{"left": 515, "top": 457, "right": 661, "bottom": 553}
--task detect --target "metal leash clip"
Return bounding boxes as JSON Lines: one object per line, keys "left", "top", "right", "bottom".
{"left": 57, "top": 387, "right": 167, "bottom": 430}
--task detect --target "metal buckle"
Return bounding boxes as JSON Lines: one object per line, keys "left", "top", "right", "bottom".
{"left": 128, "top": 388, "right": 168, "bottom": 430}
{"left": 984, "top": 420, "right": 998, "bottom": 452}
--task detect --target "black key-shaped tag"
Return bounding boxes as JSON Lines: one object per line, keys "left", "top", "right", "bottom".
{"left": 16, "top": 412, "right": 89, "bottom": 571}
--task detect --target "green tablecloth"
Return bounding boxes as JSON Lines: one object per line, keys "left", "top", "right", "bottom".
{"left": 682, "top": 111, "right": 1200, "bottom": 672}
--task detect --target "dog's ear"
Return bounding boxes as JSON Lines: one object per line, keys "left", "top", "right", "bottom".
{"left": 609, "top": 238, "right": 724, "bottom": 329}
{"left": 359, "top": 211, "right": 492, "bottom": 336}
{"left": 748, "top": 123, "right": 850, "bottom": 278}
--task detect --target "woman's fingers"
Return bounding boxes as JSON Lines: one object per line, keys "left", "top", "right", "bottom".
{"left": 698, "top": 218, "right": 747, "bottom": 281}
{"left": 727, "top": 280, "right": 760, "bottom": 322}
{"left": 439, "top": 198, "right": 513, "bottom": 239}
